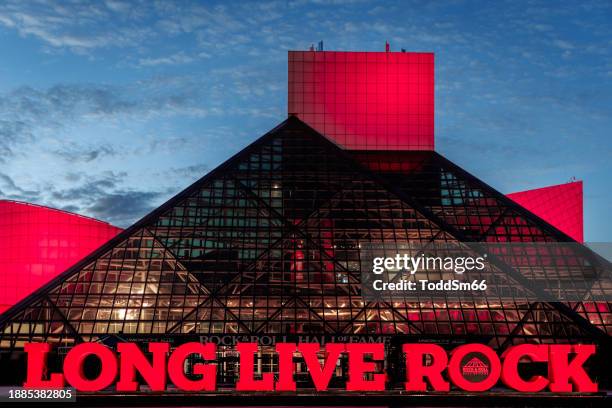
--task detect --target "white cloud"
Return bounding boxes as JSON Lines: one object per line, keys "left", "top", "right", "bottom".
{"left": 138, "top": 51, "right": 210, "bottom": 67}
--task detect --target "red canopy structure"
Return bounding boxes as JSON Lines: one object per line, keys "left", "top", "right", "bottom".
{"left": 0, "top": 200, "right": 121, "bottom": 313}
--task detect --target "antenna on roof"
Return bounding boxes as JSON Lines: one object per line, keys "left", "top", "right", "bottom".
{"left": 309, "top": 44, "right": 314, "bottom": 51}
{"left": 317, "top": 40, "right": 324, "bottom": 51}
{"left": 385, "top": 41, "right": 390, "bottom": 52}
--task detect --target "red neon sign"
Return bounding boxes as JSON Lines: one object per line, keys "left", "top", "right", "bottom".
{"left": 23, "top": 342, "right": 597, "bottom": 393}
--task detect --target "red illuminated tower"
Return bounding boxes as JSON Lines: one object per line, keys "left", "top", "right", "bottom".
{"left": 288, "top": 50, "right": 434, "bottom": 150}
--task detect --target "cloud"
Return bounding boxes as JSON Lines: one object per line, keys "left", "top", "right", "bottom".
{"left": 138, "top": 51, "right": 210, "bottom": 67}
{"left": 552, "top": 39, "right": 575, "bottom": 50}
{"left": 167, "top": 164, "right": 209, "bottom": 177}
{"left": 0, "top": 0, "right": 288, "bottom": 55}
{"left": 0, "top": 172, "right": 40, "bottom": 201}
{"left": 49, "top": 171, "right": 126, "bottom": 202}
{"left": 0, "top": 81, "right": 205, "bottom": 163}
{"left": 53, "top": 143, "right": 117, "bottom": 162}
{"left": 155, "top": 164, "right": 210, "bottom": 183}
{"left": 146, "top": 136, "right": 190, "bottom": 154}
{"left": 0, "top": 83, "right": 186, "bottom": 118}
{"left": 0, "top": 119, "right": 33, "bottom": 163}
{"left": 44, "top": 171, "right": 168, "bottom": 227}
{"left": 0, "top": 0, "right": 152, "bottom": 53}
{"left": 86, "top": 190, "right": 164, "bottom": 227}
{"left": 0, "top": 63, "right": 288, "bottom": 164}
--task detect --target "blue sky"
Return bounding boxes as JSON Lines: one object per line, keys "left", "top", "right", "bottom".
{"left": 0, "top": 0, "right": 610, "bottom": 240}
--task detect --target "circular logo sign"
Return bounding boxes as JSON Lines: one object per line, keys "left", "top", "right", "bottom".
{"left": 460, "top": 351, "right": 491, "bottom": 383}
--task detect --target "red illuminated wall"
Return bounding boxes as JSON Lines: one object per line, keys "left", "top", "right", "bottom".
{"left": 0, "top": 200, "right": 122, "bottom": 313}
{"left": 288, "top": 50, "right": 434, "bottom": 150}
{"left": 507, "top": 181, "right": 583, "bottom": 242}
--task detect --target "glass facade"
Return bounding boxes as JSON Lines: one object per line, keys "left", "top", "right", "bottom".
{"left": 507, "top": 181, "right": 583, "bottom": 242}
{"left": 0, "top": 201, "right": 121, "bottom": 313}
{"left": 0, "top": 117, "right": 609, "bottom": 388}
{"left": 288, "top": 51, "right": 434, "bottom": 150}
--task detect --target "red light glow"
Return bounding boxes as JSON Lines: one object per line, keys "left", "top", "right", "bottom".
{"left": 0, "top": 200, "right": 121, "bottom": 313}
{"left": 288, "top": 51, "right": 434, "bottom": 150}
{"left": 507, "top": 181, "right": 583, "bottom": 242}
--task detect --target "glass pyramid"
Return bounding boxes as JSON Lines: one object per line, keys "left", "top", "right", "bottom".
{"left": 0, "top": 117, "right": 609, "bottom": 387}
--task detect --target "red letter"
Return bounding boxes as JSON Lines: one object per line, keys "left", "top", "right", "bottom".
{"left": 404, "top": 343, "right": 449, "bottom": 391}
{"left": 501, "top": 344, "right": 549, "bottom": 392}
{"left": 275, "top": 343, "right": 297, "bottom": 391}
{"left": 168, "top": 342, "right": 216, "bottom": 391}
{"left": 549, "top": 344, "right": 597, "bottom": 392}
{"left": 23, "top": 343, "right": 64, "bottom": 389}
{"left": 346, "top": 343, "right": 385, "bottom": 391}
{"left": 298, "top": 343, "right": 345, "bottom": 391}
{"left": 448, "top": 344, "right": 501, "bottom": 392}
{"left": 64, "top": 343, "right": 117, "bottom": 392}
{"left": 236, "top": 343, "right": 274, "bottom": 391}
{"left": 116, "top": 342, "right": 169, "bottom": 391}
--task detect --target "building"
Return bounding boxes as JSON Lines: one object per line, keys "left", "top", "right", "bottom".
{"left": 0, "top": 200, "right": 121, "bottom": 313}
{"left": 507, "top": 181, "right": 583, "bottom": 242}
{"left": 0, "top": 50, "right": 609, "bottom": 400}
{"left": 288, "top": 50, "right": 434, "bottom": 150}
